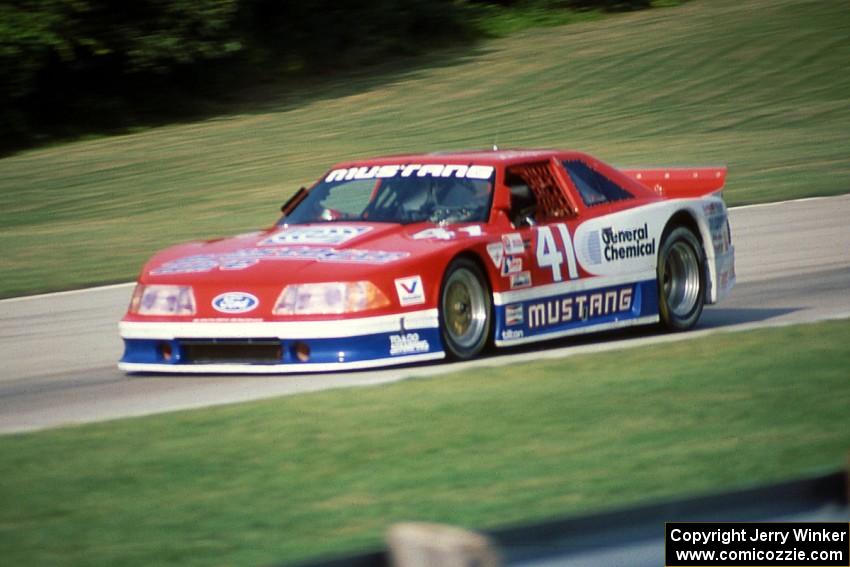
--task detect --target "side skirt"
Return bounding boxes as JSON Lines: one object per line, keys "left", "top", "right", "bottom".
{"left": 493, "top": 279, "right": 659, "bottom": 347}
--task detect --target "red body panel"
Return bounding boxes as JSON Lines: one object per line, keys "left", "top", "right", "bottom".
{"left": 622, "top": 167, "right": 727, "bottom": 198}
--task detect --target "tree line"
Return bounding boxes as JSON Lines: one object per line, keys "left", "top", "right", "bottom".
{"left": 0, "top": 0, "right": 655, "bottom": 152}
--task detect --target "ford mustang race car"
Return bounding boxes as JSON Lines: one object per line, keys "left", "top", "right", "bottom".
{"left": 119, "top": 149, "right": 735, "bottom": 373}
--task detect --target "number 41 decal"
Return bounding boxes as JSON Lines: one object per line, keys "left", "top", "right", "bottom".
{"left": 536, "top": 224, "right": 578, "bottom": 281}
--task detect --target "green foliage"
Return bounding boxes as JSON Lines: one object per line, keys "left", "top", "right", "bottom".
{"left": 243, "top": 0, "right": 471, "bottom": 69}
{"left": 0, "top": 3, "right": 63, "bottom": 100}
{"left": 468, "top": 0, "right": 607, "bottom": 37}
{"left": 0, "top": 0, "right": 242, "bottom": 81}
{"left": 0, "top": 0, "right": 243, "bottom": 145}
{"left": 0, "top": 0, "right": 673, "bottom": 150}
{"left": 465, "top": 0, "right": 691, "bottom": 37}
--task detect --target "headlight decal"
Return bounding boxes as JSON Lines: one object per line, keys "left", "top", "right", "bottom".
{"left": 130, "top": 285, "right": 196, "bottom": 316}
{"left": 273, "top": 282, "right": 389, "bottom": 315}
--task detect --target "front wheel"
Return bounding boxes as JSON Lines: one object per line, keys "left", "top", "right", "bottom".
{"left": 439, "top": 258, "right": 492, "bottom": 359}
{"left": 658, "top": 226, "right": 705, "bottom": 331}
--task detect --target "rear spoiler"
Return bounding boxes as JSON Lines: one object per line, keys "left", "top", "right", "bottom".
{"left": 621, "top": 167, "right": 727, "bottom": 198}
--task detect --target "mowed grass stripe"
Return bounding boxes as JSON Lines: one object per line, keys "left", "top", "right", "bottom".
{"left": 0, "top": 319, "right": 848, "bottom": 567}
{"left": 0, "top": 0, "right": 848, "bottom": 297}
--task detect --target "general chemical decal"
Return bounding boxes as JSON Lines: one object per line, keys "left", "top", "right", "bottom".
{"left": 573, "top": 211, "right": 662, "bottom": 277}
{"left": 599, "top": 224, "right": 655, "bottom": 262}
{"left": 577, "top": 224, "right": 657, "bottom": 265}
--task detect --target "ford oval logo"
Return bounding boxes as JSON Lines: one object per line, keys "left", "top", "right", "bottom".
{"left": 212, "top": 292, "right": 259, "bottom": 314}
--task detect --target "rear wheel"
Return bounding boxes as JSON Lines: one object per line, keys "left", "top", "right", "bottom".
{"left": 658, "top": 226, "right": 705, "bottom": 331}
{"left": 439, "top": 258, "right": 492, "bottom": 359}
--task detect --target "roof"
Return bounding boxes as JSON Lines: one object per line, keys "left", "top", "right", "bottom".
{"left": 330, "top": 149, "right": 591, "bottom": 169}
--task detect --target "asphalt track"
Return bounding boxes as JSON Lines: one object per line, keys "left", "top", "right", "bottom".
{"left": 1, "top": 195, "right": 849, "bottom": 434}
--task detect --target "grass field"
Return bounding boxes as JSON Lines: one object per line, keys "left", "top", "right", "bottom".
{"left": 1, "top": 319, "right": 849, "bottom": 566}
{"left": 0, "top": 0, "right": 848, "bottom": 298}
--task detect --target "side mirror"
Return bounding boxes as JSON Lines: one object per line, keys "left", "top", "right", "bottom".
{"left": 280, "top": 187, "right": 307, "bottom": 216}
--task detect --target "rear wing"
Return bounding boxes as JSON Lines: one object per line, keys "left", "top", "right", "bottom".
{"left": 621, "top": 167, "right": 727, "bottom": 198}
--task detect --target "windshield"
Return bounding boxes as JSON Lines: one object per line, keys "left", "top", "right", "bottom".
{"left": 283, "top": 164, "right": 494, "bottom": 225}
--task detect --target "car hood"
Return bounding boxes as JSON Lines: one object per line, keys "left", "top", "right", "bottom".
{"left": 141, "top": 222, "right": 479, "bottom": 285}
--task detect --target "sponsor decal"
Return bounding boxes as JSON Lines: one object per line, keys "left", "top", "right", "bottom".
{"left": 395, "top": 275, "right": 426, "bottom": 307}
{"left": 412, "top": 228, "right": 455, "bottom": 240}
{"left": 503, "top": 233, "right": 525, "bottom": 255}
{"left": 486, "top": 242, "right": 505, "bottom": 269}
{"left": 262, "top": 225, "right": 371, "bottom": 246}
{"left": 703, "top": 201, "right": 725, "bottom": 217}
{"left": 412, "top": 226, "right": 482, "bottom": 240}
{"left": 501, "top": 256, "right": 523, "bottom": 276}
{"left": 584, "top": 224, "right": 656, "bottom": 265}
{"left": 711, "top": 220, "right": 730, "bottom": 253}
{"left": 325, "top": 164, "right": 494, "bottom": 183}
{"left": 708, "top": 215, "right": 726, "bottom": 233}
{"left": 706, "top": 211, "right": 730, "bottom": 254}
{"left": 602, "top": 223, "right": 656, "bottom": 261}
{"left": 509, "top": 271, "right": 532, "bottom": 289}
{"left": 501, "top": 329, "right": 524, "bottom": 340}
{"left": 572, "top": 205, "right": 672, "bottom": 276}
{"left": 527, "top": 287, "right": 633, "bottom": 330}
{"left": 458, "top": 226, "right": 483, "bottom": 237}
{"left": 151, "top": 247, "right": 410, "bottom": 275}
{"left": 389, "top": 332, "right": 430, "bottom": 356}
{"left": 505, "top": 304, "right": 524, "bottom": 326}
{"left": 535, "top": 224, "right": 579, "bottom": 282}
{"left": 212, "top": 292, "right": 259, "bottom": 314}
{"left": 152, "top": 255, "right": 219, "bottom": 275}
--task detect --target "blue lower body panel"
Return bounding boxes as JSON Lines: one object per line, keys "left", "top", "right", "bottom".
{"left": 493, "top": 279, "right": 658, "bottom": 345}
{"left": 120, "top": 328, "right": 445, "bottom": 373}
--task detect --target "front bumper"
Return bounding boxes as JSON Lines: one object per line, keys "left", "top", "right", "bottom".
{"left": 119, "top": 309, "right": 444, "bottom": 374}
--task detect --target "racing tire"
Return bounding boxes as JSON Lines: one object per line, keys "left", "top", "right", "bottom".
{"left": 439, "top": 258, "right": 492, "bottom": 360}
{"left": 657, "top": 226, "right": 706, "bottom": 331}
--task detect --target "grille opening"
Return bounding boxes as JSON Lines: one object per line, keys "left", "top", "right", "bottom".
{"left": 179, "top": 339, "right": 282, "bottom": 364}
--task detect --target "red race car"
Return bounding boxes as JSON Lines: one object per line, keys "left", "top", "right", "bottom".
{"left": 119, "top": 149, "right": 735, "bottom": 373}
